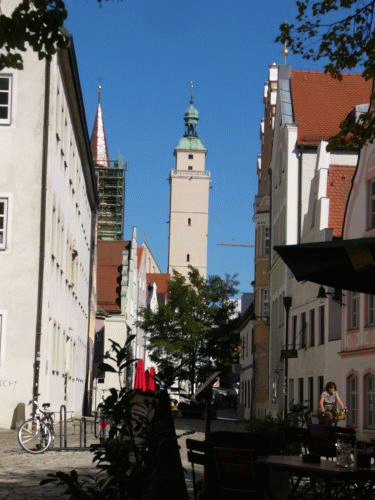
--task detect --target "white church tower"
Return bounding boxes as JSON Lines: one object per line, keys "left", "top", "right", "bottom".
{"left": 168, "top": 91, "right": 211, "bottom": 278}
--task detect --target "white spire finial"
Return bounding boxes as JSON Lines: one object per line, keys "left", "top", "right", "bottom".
{"left": 189, "top": 80, "right": 195, "bottom": 104}
{"left": 97, "top": 78, "right": 102, "bottom": 104}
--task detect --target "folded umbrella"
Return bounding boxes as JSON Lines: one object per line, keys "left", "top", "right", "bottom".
{"left": 147, "top": 367, "right": 156, "bottom": 393}
{"left": 134, "top": 359, "right": 147, "bottom": 392}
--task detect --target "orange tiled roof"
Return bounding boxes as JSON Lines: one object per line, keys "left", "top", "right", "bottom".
{"left": 327, "top": 165, "right": 355, "bottom": 238}
{"left": 97, "top": 240, "right": 130, "bottom": 314}
{"left": 147, "top": 273, "right": 170, "bottom": 295}
{"left": 291, "top": 71, "right": 372, "bottom": 146}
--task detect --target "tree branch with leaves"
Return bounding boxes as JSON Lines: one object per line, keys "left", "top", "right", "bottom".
{"left": 277, "top": 0, "right": 375, "bottom": 149}
{"left": 138, "top": 267, "right": 239, "bottom": 393}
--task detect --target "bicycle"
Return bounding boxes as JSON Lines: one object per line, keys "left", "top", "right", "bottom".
{"left": 94, "top": 391, "right": 112, "bottom": 443}
{"left": 18, "top": 400, "right": 55, "bottom": 454}
{"left": 287, "top": 400, "right": 312, "bottom": 428}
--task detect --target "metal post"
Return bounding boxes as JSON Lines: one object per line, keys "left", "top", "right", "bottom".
{"left": 80, "top": 417, "right": 86, "bottom": 449}
{"left": 60, "top": 405, "right": 67, "bottom": 449}
{"left": 283, "top": 297, "right": 292, "bottom": 420}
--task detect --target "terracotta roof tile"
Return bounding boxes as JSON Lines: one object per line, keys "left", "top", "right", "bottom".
{"left": 291, "top": 71, "right": 372, "bottom": 146}
{"left": 147, "top": 273, "right": 170, "bottom": 303}
{"left": 97, "top": 240, "right": 130, "bottom": 314}
{"left": 327, "top": 165, "right": 355, "bottom": 238}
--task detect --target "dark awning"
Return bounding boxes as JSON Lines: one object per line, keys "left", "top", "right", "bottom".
{"left": 274, "top": 237, "right": 375, "bottom": 295}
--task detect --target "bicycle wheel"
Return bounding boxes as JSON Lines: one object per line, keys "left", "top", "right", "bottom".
{"left": 18, "top": 419, "right": 52, "bottom": 454}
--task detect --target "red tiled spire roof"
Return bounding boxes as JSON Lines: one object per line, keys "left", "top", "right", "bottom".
{"left": 291, "top": 71, "right": 372, "bottom": 146}
{"left": 327, "top": 165, "right": 355, "bottom": 238}
{"left": 91, "top": 89, "right": 110, "bottom": 167}
{"left": 97, "top": 240, "right": 130, "bottom": 313}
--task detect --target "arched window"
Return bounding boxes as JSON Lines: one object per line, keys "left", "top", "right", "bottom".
{"left": 186, "top": 254, "right": 190, "bottom": 262}
{"left": 364, "top": 372, "right": 375, "bottom": 428}
{"left": 187, "top": 218, "right": 191, "bottom": 226}
{"left": 346, "top": 373, "right": 358, "bottom": 427}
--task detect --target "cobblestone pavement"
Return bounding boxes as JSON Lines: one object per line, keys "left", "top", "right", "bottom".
{"left": 0, "top": 409, "right": 245, "bottom": 499}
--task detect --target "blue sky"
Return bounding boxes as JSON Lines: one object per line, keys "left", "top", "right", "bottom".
{"left": 65, "top": 0, "right": 319, "bottom": 295}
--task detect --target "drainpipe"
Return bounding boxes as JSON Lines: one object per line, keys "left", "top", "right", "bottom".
{"left": 33, "top": 59, "right": 50, "bottom": 403}
{"left": 297, "top": 150, "right": 303, "bottom": 243}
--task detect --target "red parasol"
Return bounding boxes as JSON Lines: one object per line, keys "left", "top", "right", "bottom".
{"left": 147, "top": 367, "right": 156, "bottom": 393}
{"left": 134, "top": 359, "right": 147, "bottom": 392}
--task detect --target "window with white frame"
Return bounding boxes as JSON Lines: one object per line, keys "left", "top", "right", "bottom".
{"left": 261, "top": 288, "right": 269, "bottom": 320}
{"left": 346, "top": 373, "right": 358, "bottom": 427}
{"left": 256, "top": 225, "right": 271, "bottom": 257}
{"left": 348, "top": 291, "right": 360, "bottom": 329}
{"left": 292, "top": 314, "right": 297, "bottom": 349}
{"left": 0, "top": 198, "right": 8, "bottom": 250}
{"left": 0, "top": 76, "right": 12, "bottom": 125}
{"left": 309, "top": 309, "right": 315, "bottom": 347}
{"left": 319, "top": 305, "right": 325, "bottom": 344}
{"left": 364, "top": 373, "right": 375, "bottom": 428}
{"left": 368, "top": 178, "right": 375, "bottom": 229}
{"left": 264, "top": 226, "right": 270, "bottom": 255}
{"left": 300, "top": 312, "right": 307, "bottom": 349}
{"left": 366, "top": 295, "right": 375, "bottom": 326}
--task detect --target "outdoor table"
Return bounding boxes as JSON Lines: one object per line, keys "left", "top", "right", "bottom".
{"left": 256, "top": 455, "right": 375, "bottom": 499}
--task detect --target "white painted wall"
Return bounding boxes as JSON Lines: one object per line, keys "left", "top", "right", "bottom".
{"left": 0, "top": 39, "right": 96, "bottom": 426}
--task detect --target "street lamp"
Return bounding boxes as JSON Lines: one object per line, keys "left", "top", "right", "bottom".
{"left": 317, "top": 286, "right": 343, "bottom": 305}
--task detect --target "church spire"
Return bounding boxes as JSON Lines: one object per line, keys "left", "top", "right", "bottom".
{"left": 175, "top": 84, "right": 207, "bottom": 154}
{"left": 91, "top": 82, "right": 109, "bottom": 167}
{"left": 184, "top": 81, "right": 199, "bottom": 138}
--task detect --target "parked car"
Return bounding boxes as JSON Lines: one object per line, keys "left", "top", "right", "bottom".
{"left": 212, "top": 387, "right": 238, "bottom": 409}
{"left": 167, "top": 387, "right": 189, "bottom": 411}
{"left": 177, "top": 398, "right": 206, "bottom": 418}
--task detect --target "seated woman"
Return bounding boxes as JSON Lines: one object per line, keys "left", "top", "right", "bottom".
{"left": 319, "top": 381, "right": 345, "bottom": 425}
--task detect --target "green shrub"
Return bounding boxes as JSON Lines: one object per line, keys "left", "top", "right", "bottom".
{"left": 243, "top": 414, "right": 302, "bottom": 455}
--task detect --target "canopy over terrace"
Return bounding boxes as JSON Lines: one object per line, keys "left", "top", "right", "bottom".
{"left": 274, "top": 237, "right": 375, "bottom": 295}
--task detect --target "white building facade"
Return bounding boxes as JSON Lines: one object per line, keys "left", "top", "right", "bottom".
{"left": 0, "top": 35, "right": 98, "bottom": 426}
{"left": 340, "top": 138, "right": 375, "bottom": 441}
{"left": 266, "top": 65, "right": 371, "bottom": 418}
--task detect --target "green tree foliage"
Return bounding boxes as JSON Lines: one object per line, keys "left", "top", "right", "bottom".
{"left": 138, "top": 266, "right": 239, "bottom": 392}
{"left": 0, "top": 0, "right": 68, "bottom": 70}
{"left": 0, "top": 0, "right": 118, "bottom": 71}
{"left": 277, "top": 0, "right": 375, "bottom": 149}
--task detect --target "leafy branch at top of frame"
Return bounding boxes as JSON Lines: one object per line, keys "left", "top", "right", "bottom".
{"left": 0, "top": 0, "right": 68, "bottom": 71}
{"left": 276, "top": 0, "right": 375, "bottom": 80}
{"left": 276, "top": 1, "right": 375, "bottom": 149}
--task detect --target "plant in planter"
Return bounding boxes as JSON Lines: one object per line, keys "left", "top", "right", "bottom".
{"left": 42, "top": 336, "right": 162, "bottom": 500}
{"left": 244, "top": 414, "right": 302, "bottom": 455}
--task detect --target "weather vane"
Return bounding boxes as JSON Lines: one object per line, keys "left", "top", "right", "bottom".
{"left": 97, "top": 77, "right": 103, "bottom": 104}
{"left": 189, "top": 80, "right": 195, "bottom": 104}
